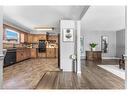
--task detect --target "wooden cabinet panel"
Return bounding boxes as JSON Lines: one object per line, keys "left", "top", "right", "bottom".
{"left": 38, "top": 52, "right": 46, "bottom": 58}
{"left": 33, "top": 35, "right": 38, "bottom": 43}
{"left": 38, "top": 34, "right": 47, "bottom": 40}
{"left": 48, "top": 35, "right": 58, "bottom": 43}
{"left": 28, "top": 34, "right": 47, "bottom": 43}
{"left": 20, "top": 33, "right": 25, "bottom": 43}
{"left": 20, "top": 33, "right": 28, "bottom": 43}
{"left": 24, "top": 33, "right": 28, "bottom": 43}
{"left": 30, "top": 48, "right": 37, "bottom": 58}
{"left": 86, "top": 51, "right": 102, "bottom": 61}
{"left": 46, "top": 48, "right": 56, "bottom": 58}
{"left": 16, "top": 50, "right": 24, "bottom": 62}
{"left": 16, "top": 49, "right": 30, "bottom": 62}
{"left": 28, "top": 34, "right": 33, "bottom": 43}
{"left": 16, "top": 51, "right": 21, "bottom": 62}
{"left": 56, "top": 48, "right": 58, "bottom": 58}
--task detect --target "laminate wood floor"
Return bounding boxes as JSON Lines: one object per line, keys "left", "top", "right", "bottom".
{"left": 36, "top": 59, "right": 124, "bottom": 89}
{"left": 3, "top": 58, "right": 60, "bottom": 89}
{"left": 3, "top": 59, "right": 124, "bottom": 89}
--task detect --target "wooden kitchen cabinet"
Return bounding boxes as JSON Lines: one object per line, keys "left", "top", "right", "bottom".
{"left": 28, "top": 34, "right": 33, "bottom": 43}
{"left": 33, "top": 34, "right": 47, "bottom": 43}
{"left": 28, "top": 34, "right": 47, "bottom": 43}
{"left": 46, "top": 48, "right": 56, "bottom": 58}
{"left": 30, "top": 48, "right": 37, "bottom": 58}
{"left": 16, "top": 48, "right": 30, "bottom": 62}
{"left": 24, "top": 33, "right": 28, "bottom": 43}
{"left": 55, "top": 48, "right": 58, "bottom": 58}
{"left": 48, "top": 35, "right": 58, "bottom": 43}
{"left": 38, "top": 52, "right": 46, "bottom": 58}
{"left": 38, "top": 34, "right": 47, "bottom": 40}
{"left": 33, "top": 35, "right": 38, "bottom": 43}
{"left": 16, "top": 50, "right": 23, "bottom": 62}
{"left": 20, "top": 33, "right": 28, "bottom": 43}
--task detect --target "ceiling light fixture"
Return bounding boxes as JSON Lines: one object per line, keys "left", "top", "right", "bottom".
{"left": 34, "top": 27, "right": 54, "bottom": 31}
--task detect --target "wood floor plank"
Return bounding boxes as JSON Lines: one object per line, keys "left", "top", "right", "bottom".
{"left": 36, "top": 59, "right": 124, "bottom": 89}
{"left": 3, "top": 58, "right": 59, "bottom": 89}
{"left": 3, "top": 59, "right": 124, "bottom": 89}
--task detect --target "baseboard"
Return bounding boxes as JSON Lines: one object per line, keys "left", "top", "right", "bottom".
{"left": 81, "top": 56, "right": 85, "bottom": 59}
{"left": 77, "top": 71, "right": 81, "bottom": 74}
{"left": 102, "top": 57, "right": 120, "bottom": 59}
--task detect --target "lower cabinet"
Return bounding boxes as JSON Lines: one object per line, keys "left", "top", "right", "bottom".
{"left": 46, "top": 48, "right": 56, "bottom": 58}
{"left": 30, "top": 48, "right": 37, "bottom": 58}
{"left": 16, "top": 48, "right": 30, "bottom": 62}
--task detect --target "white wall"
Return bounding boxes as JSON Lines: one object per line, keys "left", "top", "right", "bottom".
{"left": 60, "top": 20, "right": 75, "bottom": 71}
{"left": 116, "top": 29, "right": 125, "bottom": 58}
{"left": 83, "top": 31, "right": 116, "bottom": 58}
{"left": 60, "top": 20, "right": 81, "bottom": 72}
{"left": 81, "top": 6, "right": 125, "bottom": 58}
{"left": 0, "top": 6, "right": 3, "bottom": 88}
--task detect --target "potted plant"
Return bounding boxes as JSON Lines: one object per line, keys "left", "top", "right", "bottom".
{"left": 89, "top": 43, "right": 97, "bottom": 51}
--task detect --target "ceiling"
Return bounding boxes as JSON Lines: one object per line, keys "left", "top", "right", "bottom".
{"left": 3, "top": 6, "right": 89, "bottom": 33}
{"left": 81, "top": 6, "right": 125, "bottom": 33}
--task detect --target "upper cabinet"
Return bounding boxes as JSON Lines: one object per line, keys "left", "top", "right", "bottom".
{"left": 20, "top": 33, "right": 28, "bottom": 43}
{"left": 20, "top": 33, "right": 25, "bottom": 43}
{"left": 38, "top": 34, "right": 47, "bottom": 40}
{"left": 48, "top": 35, "right": 58, "bottom": 43}
{"left": 28, "top": 34, "right": 47, "bottom": 43}
{"left": 28, "top": 34, "right": 33, "bottom": 43}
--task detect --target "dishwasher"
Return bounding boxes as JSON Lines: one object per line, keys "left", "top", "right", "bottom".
{"left": 4, "top": 49, "right": 16, "bottom": 67}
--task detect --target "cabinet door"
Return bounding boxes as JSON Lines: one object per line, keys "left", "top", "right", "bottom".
{"left": 33, "top": 35, "right": 38, "bottom": 43}
{"left": 24, "top": 34, "right": 28, "bottom": 43}
{"left": 30, "top": 49, "right": 37, "bottom": 58}
{"left": 20, "top": 33, "right": 25, "bottom": 43}
{"left": 16, "top": 51, "right": 20, "bottom": 62}
{"left": 55, "top": 48, "right": 58, "bottom": 58}
{"left": 28, "top": 34, "right": 33, "bottom": 43}
{"left": 16, "top": 51, "right": 23, "bottom": 62}
{"left": 26, "top": 49, "right": 30, "bottom": 58}
{"left": 47, "top": 48, "right": 55, "bottom": 58}
{"left": 38, "top": 34, "right": 46, "bottom": 40}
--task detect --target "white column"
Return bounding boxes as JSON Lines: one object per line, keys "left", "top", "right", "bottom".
{"left": 76, "top": 21, "right": 81, "bottom": 73}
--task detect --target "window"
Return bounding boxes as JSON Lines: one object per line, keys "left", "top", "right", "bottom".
{"left": 3, "top": 29, "right": 20, "bottom": 44}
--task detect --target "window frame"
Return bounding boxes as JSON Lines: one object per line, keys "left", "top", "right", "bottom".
{"left": 3, "top": 28, "right": 20, "bottom": 44}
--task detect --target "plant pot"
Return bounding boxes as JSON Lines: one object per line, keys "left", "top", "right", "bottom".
{"left": 91, "top": 48, "right": 96, "bottom": 51}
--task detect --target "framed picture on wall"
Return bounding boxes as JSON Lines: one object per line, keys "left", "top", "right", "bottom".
{"left": 63, "top": 28, "right": 74, "bottom": 42}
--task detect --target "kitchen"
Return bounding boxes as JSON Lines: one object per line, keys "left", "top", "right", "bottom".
{"left": 2, "top": 21, "right": 60, "bottom": 88}
{"left": 3, "top": 22, "right": 59, "bottom": 67}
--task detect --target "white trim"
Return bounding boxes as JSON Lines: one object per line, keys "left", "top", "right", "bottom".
{"left": 76, "top": 21, "right": 81, "bottom": 73}
{"left": 77, "top": 71, "right": 81, "bottom": 74}
{"left": 81, "top": 56, "right": 85, "bottom": 59}
{"left": 102, "top": 57, "right": 120, "bottom": 59}
{"left": 81, "top": 56, "right": 120, "bottom": 60}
